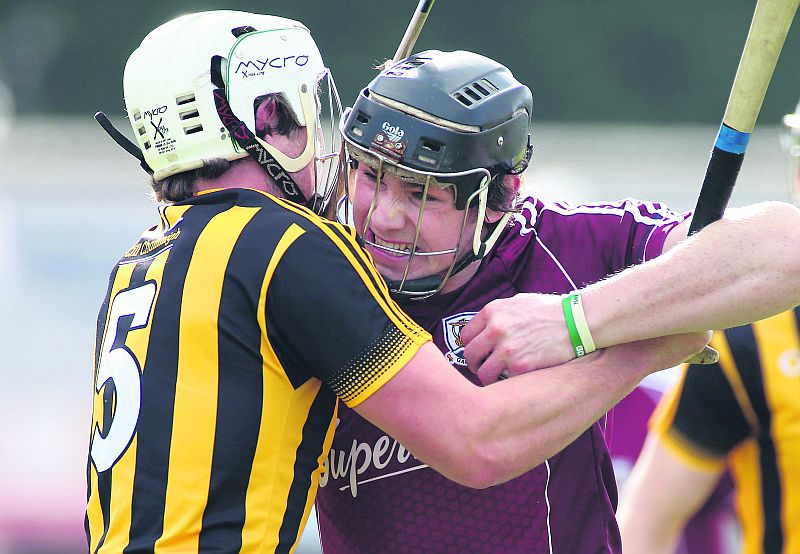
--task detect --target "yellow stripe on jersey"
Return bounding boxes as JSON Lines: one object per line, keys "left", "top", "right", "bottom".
{"left": 753, "top": 311, "right": 800, "bottom": 554}
{"left": 161, "top": 204, "right": 192, "bottom": 230}
{"left": 714, "top": 332, "right": 760, "bottom": 434}
{"left": 156, "top": 206, "right": 259, "bottom": 552}
{"left": 266, "top": 193, "right": 430, "bottom": 406}
{"left": 87, "top": 263, "right": 137, "bottom": 552}
{"left": 269, "top": 193, "right": 425, "bottom": 338}
{"left": 99, "top": 250, "right": 170, "bottom": 554}
{"left": 730, "top": 441, "right": 766, "bottom": 554}
{"left": 241, "top": 222, "right": 333, "bottom": 551}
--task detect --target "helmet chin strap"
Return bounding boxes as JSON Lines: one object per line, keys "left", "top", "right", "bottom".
{"left": 383, "top": 251, "right": 481, "bottom": 300}
{"left": 213, "top": 88, "right": 308, "bottom": 206}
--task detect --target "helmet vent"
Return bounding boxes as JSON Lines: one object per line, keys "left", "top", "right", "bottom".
{"left": 414, "top": 139, "right": 444, "bottom": 166}
{"left": 479, "top": 79, "right": 499, "bottom": 92}
{"left": 143, "top": 141, "right": 151, "bottom": 150}
{"left": 175, "top": 93, "right": 196, "bottom": 106}
{"left": 132, "top": 110, "right": 142, "bottom": 121}
{"left": 420, "top": 140, "right": 441, "bottom": 153}
{"left": 179, "top": 108, "right": 200, "bottom": 121}
{"left": 453, "top": 93, "right": 473, "bottom": 107}
{"left": 453, "top": 80, "right": 499, "bottom": 107}
{"left": 184, "top": 124, "right": 203, "bottom": 135}
{"left": 231, "top": 25, "right": 257, "bottom": 38}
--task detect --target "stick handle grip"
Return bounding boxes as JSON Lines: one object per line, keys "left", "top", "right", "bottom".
{"left": 688, "top": 126, "right": 748, "bottom": 235}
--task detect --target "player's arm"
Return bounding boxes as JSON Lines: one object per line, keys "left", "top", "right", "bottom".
{"left": 354, "top": 332, "right": 708, "bottom": 489}
{"left": 463, "top": 201, "right": 800, "bottom": 378}
{"left": 620, "top": 340, "right": 750, "bottom": 552}
{"left": 617, "top": 435, "right": 724, "bottom": 554}
{"left": 588, "top": 201, "right": 800, "bottom": 339}
{"left": 272, "top": 216, "right": 706, "bottom": 488}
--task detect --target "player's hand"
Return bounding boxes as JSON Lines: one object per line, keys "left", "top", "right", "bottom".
{"left": 461, "top": 293, "right": 573, "bottom": 383}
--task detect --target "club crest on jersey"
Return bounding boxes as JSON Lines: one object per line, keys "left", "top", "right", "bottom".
{"left": 442, "top": 312, "right": 476, "bottom": 366}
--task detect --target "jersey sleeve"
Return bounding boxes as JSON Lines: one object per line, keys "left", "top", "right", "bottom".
{"left": 586, "top": 198, "right": 690, "bottom": 269}
{"left": 511, "top": 197, "right": 690, "bottom": 291}
{"left": 265, "top": 220, "right": 431, "bottom": 407}
{"left": 649, "top": 331, "right": 754, "bottom": 470}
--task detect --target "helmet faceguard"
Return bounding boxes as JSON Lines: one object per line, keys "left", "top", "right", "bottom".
{"left": 783, "top": 100, "right": 800, "bottom": 205}
{"left": 340, "top": 50, "right": 533, "bottom": 299}
{"left": 99, "top": 11, "right": 342, "bottom": 214}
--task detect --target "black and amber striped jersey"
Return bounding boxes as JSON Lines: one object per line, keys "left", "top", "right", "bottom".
{"left": 85, "top": 187, "right": 430, "bottom": 553}
{"left": 650, "top": 307, "right": 800, "bottom": 554}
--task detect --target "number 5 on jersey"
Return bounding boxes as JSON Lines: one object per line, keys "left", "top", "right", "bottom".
{"left": 91, "top": 282, "right": 157, "bottom": 472}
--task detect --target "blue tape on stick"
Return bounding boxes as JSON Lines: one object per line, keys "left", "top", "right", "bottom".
{"left": 715, "top": 124, "right": 751, "bottom": 154}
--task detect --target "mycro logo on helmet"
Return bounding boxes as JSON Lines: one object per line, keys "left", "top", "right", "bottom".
{"left": 382, "top": 122, "right": 404, "bottom": 143}
{"left": 235, "top": 55, "right": 310, "bottom": 78}
{"left": 144, "top": 106, "right": 168, "bottom": 119}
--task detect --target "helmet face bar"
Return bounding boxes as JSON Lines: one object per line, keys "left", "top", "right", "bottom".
{"left": 784, "top": 102, "right": 800, "bottom": 205}
{"left": 346, "top": 140, "right": 491, "bottom": 298}
{"left": 340, "top": 50, "right": 533, "bottom": 298}
{"left": 111, "top": 10, "right": 342, "bottom": 212}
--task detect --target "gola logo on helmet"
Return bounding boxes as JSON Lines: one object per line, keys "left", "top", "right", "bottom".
{"left": 381, "top": 122, "right": 404, "bottom": 143}
{"left": 235, "top": 55, "right": 310, "bottom": 78}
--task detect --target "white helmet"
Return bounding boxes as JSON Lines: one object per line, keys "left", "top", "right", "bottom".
{"left": 99, "top": 10, "right": 342, "bottom": 211}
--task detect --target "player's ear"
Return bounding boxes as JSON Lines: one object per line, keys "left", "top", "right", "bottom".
{"left": 254, "top": 96, "right": 278, "bottom": 136}
{"left": 485, "top": 174, "right": 520, "bottom": 224}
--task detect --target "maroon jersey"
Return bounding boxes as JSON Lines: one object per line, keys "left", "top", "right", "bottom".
{"left": 316, "top": 197, "right": 689, "bottom": 553}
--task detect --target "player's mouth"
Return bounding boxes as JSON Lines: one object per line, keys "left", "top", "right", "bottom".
{"left": 369, "top": 234, "right": 417, "bottom": 257}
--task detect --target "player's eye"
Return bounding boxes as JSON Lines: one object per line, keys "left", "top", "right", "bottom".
{"left": 409, "top": 186, "right": 445, "bottom": 203}
{"left": 360, "top": 167, "right": 382, "bottom": 186}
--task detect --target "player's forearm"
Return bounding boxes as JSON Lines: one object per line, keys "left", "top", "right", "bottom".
{"left": 459, "top": 333, "right": 707, "bottom": 488}
{"left": 361, "top": 335, "right": 705, "bottom": 489}
{"left": 586, "top": 201, "right": 800, "bottom": 347}
{"left": 461, "top": 350, "right": 644, "bottom": 487}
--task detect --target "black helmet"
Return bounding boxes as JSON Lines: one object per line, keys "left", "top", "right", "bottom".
{"left": 343, "top": 50, "right": 533, "bottom": 210}
{"left": 340, "top": 50, "right": 533, "bottom": 299}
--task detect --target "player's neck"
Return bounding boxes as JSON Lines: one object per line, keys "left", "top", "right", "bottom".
{"left": 193, "top": 158, "right": 277, "bottom": 196}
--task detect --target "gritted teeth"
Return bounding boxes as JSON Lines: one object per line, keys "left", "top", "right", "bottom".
{"left": 373, "top": 236, "right": 416, "bottom": 254}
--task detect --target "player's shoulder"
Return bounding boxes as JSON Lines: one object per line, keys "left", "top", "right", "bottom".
{"left": 227, "top": 189, "right": 359, "bottom": 245}
{"left": 538, "top": 196, "right": 681, "bottom": 221}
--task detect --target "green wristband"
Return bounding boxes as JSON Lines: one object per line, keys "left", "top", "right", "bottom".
{"left": 569, "top": 293, "right": 596, "bottom": 354}
{"left": 562, "top": 294, "right": 586, "bottom": 357}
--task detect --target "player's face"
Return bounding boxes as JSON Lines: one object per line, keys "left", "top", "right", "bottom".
{"left": 350, "top": 158, "right": 479, "bottom": 292}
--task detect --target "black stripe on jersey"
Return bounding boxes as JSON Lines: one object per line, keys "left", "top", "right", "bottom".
{"left": 87, "top": 262, "right": 121, "bottom": 543}
{"left": 276, "top": 387, "right": 337, "bottom": 554}
{"left": 94, "top": 263, "right": 121, "bottom": 371}
{"left": 323, "top": 222, "right": 418, "bottom": 333}
{"left": 196, "top": 211, "right": 281, "bottom": 551}
{"left": 724, "top": 324, "right": 783, "bottom": 554}
{"left": 125, "top": 205, "right": 219, "bottom": 553}
{"left": 672, "top": 357, "right": 751, "bottom": 457}
{"left": 794, "top": 305, "right": 800, "bottom": 334}
{"left": 93, "top": 261, "right": 152, "bottom": 553}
